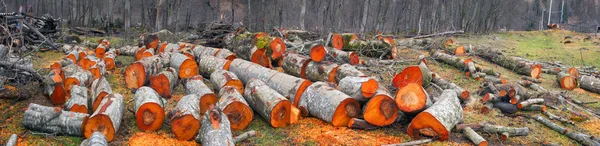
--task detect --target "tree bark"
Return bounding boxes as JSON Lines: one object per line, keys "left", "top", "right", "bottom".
{"left": 198, "top": 56, "right": 233, "bottom": 78}
{"left": 282, "top": 52, "right": 311, "bottom": 78}
{"left": 298, "top": 82, "right": 360, "bottom": 127}
{"left": 65, "top": 85, "right": 88, "bottom": 114}
{"left": 5, "top": 134, "right": 17, "bottom": 146}
{"left": 305, "top": 61, "right": 339, "bottom": 83}
{"left": 184, "top": 75, "right": 218, "bottom": 114}
{"left": 493, "top": 102, "right": 518, "bottom": 114}
{"left": 80, "top": 132, "right": 108, "bottom": 146}
{"left": 124, "top": 53, "right": 168, "bottom": 89}
{"left": 90, "top": 77, "right": 112, "bottom": 112}
{"left": 195, "top": 106, "right": 234, "bottom": 146}
{"left": 578, "top": 75, "right": 600, "bottom": 94}
{"left": 338, "top": 76, "right": 379, "bottom": 102}
{"left": 170, "top": 94, "right": 202, "bottom": 141}
{"left": 482, "top": 124, "right": 530, "bottom": 136}
{"left": 407, "top": 89, "right": 462, "bottom": 141}
{"left": 347, "top": 118, "right": 378, "bottom": 130}
{"left": 64, "top": 69, "right": 92, "bottom": 98}
{"left": 335, "top": 63, "right": 366, "bottom": 83}
{"left": 23, "top": 103, "right": 89, "bottom": 136}
{"left": 431, "top": 73, "right": 469, "bottom": 102}
{"left": 170, "top": 53, "right": 198, "bottom": 79}
{"left": 474, "top": 47, "right": 542, "bottom": 79}
{"left": 84, "top": 93, "right": 124, "bottom": 142}
{"left": 233, "top": 130, "right": 257, "bottom": 143}
{"left": 217, "top": 86, "right": 253, "bottom": 131}
{"left": 210, "top": 69, "right": 244, "bottom": 95}
{"left": 543, "top": 111, "right": 574, "bottom": 125}
{"left": 103, "top": 49, "right": 118, "bottom": 71}
{"left": 133, "top": 87, "right": 166, "bottom": 131}
{"left": 517, "top": 98, "right": 544, "bottom": 109}
{"left": 149, "top": 67, "right": 178, "bottom": 99}
{"left": 244, "top": 79, "right": 291, "bottom": 128}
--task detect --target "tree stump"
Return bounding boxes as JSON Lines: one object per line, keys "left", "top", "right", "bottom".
{"left": 149, "top": 67, "right": 178, "bottom": 99}
{"left": 335, "top": 64, "right": 366, "bottom": 83}
{"left": 395, "top": 83, "right": 432, "bottom": 115}
{"left": 305, "top": 61, "right": 338, "bottom": 83}
{"left": 170, "top": 94, "right": 202, "bottom": 141}
{"left": 184, "top": 75, "right": 218, "bottom": 114}
{"left": 407, "top": 89, "right": 462, "bottom": 141}
{"left": 170, "top": 53, "right": 198, "bottom": 79}
{"left": 84, "top": 93, "right": 124, "bottom": 142}
{"left": 90, "top": 77, "right": 113, "bottom": 112}
{"left": 198, "top": 56, "right": 233, "bottom": 78}
{"left": 134, "top": 87, "right": 167, "bottom": 131}
{"left": 195, "top": 106, "right": 234, "bottom": 146}
{"left": 65, "top": 85, "right": 88, "bottom": 114}
{"left": 298, "top": 82, "right": 360, "bottom": 127}
{"left": 23, "top": 103, "right": 89, "bottom": 136}
{"left": 217, "top": 86, "right": 253, "bottom": 131}
{"left": 210, "top": 69, "right": 244, "bottom": 94}
{"left": 244, "top": 79, "right": 291, "bottom": 128}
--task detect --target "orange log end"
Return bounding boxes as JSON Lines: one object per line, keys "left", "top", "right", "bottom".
{"left": 270, "top": 37, "right": 286, "bottom": 60}
{"left": 560, "top": 76, "right": 577, "bottom": 90}
{"left": 361, "top": 78, "right": 379, "bottom": 98}
{"left": 170, "top": 115, "right": 200, "bottom": 141}
{"left": 309, "top": 44, "right": 326, "bottom": 63}
{"left": 407, "top": 111, "right": 450, "bottom": 140}
{"left": 199, "top": 94, "right": 218, "bottom": 115}
{"left": 69, "top": 104, "right": 88, "bottom": 114}
{"left": 136, "top": 103, "right": 165, "bottom": 131}
{"left": 331, "top": 34, "right": 343, "bottom": 50}
{"left": 250, "top": 49, "right": 271, "bottom": 68}
{"left": 363, "top": 94, "right": 398, "bottom": 126}
{"left": 124, "top": 63, "right": 146, "bottom": 89}
{"left": 332, "top": 98, "right": 359, "bottom": 127}
{"left": 531, "top": 64, "right": 542, "bottom": 79}
{"left": 395, "top": 83, "right": 429, "bottom": 115}
{"left": 455, "top": 46, "right": 466, "bottom": 55}
{"left": 50, "top": 83, "right": 67, "bottom": 105}
{"left": 349, "top": 52, "right": 360, "bottom": 65}
{"left": 84, "top": 115, "right": 115, "bottom": 142}
{"left": 223, "top": 102, "right": 254, "bottom": 130}
{"left": 178, "top": 59, "right": 199, "bottom": 79}
{"left": 392, "top": 66, "right": 424, "bottom": 88}
{"left": 149, "top": 74, "right": 172, "bottom": 98}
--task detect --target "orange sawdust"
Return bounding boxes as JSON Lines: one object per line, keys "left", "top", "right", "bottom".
{"left": 293, "top": 118, "right": 402, "bottom": 145}
{"left": 573, "top": 88, "right": 600, "bottom": 99}
{"left": 128, "top": 132, "right": 196, "bottom": 146}
{"left": 579, "top": 119, "right": 600, "bottom": 136}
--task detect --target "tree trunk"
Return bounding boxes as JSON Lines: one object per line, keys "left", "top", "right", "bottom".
{"left": 195, "top": 106, "right": 234, "bottom": 145}
{"left": 338, "top": 76, "right": 379, "bottom": 102}
{"left": 65, "top": 85, "right": 88, "bottom": 114}
{"left": 305, "top": 61, "right": 339, "bottom": 83}
{"left": 517, "top": 98, "right": 544, "bottom": 109}
{"left": 431, "top": 73, "right": 470, "bottom": 102}
{"left": 84, "top": 93, "right": 124, "bottom": 142}
{"left": 362, "top": 85, "right": 398, "bottom": 127}
{"left": 117, "top": 46, "right": 142, "bottom": 56}
{"left": 155, "top": 0, "right": 165, "bottom": 31}
{"left": 474, "top": 47, "right": 542, "bottom": 79}
{"left": 395, "top": 83, "right": 432, "bottom": 115}
{"left": 90, "top": 77, "right": 112, "bottom": 112}
{"left": 64, "top": 69, "right": 92, "bottom": 98}
{"left": 463, "top": 127, "right": 488, "bottom": 146}
{"left": 170, "top": 94, "right": 202, "bottom": 141}
{"left": 184, "top": 75, "right": 218, "bottom": 114}
{"left": 347, "top": 118, "right": 378, "bottom": 130}
{"left": 217, "top": 86, "right": 253, "bottom": 131}
{"left": 244, "top": 79, "right": 291, "bottom": 128}
{"left": 393, "top": 63, "right": 431, "bottom": 88}
{"left": 170, "top": 53, "right": 198, "bottom": 79}
{"left": 326, "top": 46, "right": 360, "bottom": 65}
{"left": 298, "top": 82, "right": 360, "bottom": 127}
{"left": 23, "top": 103, "right": 89, "bottom": 136}
{"left": 328, "top": 33, "right": 358, "bottom": 51}
{"left": 407, "top": 89, "right": 462, "bottom": 141}
{"left": 335, "top": 64, "right": 366, "bottom": 83}
{"left": 149, "top": 67, "right": 178, "bottom": 99}
{"left": 134, "top": 87, "right": 166, "bottom": 131}
{"left": 45, "top": 69, "right": 67, "bottom": 105}
{"left": 124, "top": 54, "right": 166, "bottom": 89}
{"left": 80, "top": 132, "right": 108, "bottom": 146}
{"left": 198, "top": 56, "right": 233, "bottom": 78}
{"left": 578, "top": 75, "right": 600, "bottom": 94}
{"left": 282, "top": 52, "right": 311, "bottom": 78}
{"left": 210, "top": 69, "right": 244, "bottom": 95}
{"left": 556, "top": 71, "right": 578, "bottom": 90}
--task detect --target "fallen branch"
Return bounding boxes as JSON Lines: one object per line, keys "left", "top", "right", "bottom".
{"left": 410, "top": 30, "right": 465, "bottom": 39}
{"left": 381, "top": 139, "right": 432, "bottom": 146}
{"left": 233, "top": 130, "right": 257, "bottom": 143}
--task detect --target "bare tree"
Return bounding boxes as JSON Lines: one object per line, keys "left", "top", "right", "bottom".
{"left": 155, "top": 0, "right": 165, "bottom": 31}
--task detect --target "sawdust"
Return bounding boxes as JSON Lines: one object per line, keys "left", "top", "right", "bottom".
{"left": 579, "top": 119, "right": 600, "bottom": 136}
{"left": 128, "top": 132, "right": 197, "bottom": 146}
{"left": 293, "top": 118, "right": 403, "bottom": 145}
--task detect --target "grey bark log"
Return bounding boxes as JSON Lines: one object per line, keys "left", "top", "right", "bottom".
{"left": 335, "top": 63, "right": 366, "bottom": 83}
{"left": 463, "top": 127, "right": 487, "bottom": 146}
{"left": 79, "top": 132, "right": 108, "bottom": 146}
{"left": 65, "top": 85, "right": 89, "bottom": 112}
{"left": 408, "top": 89, "right": 462, "bottom": 140}
{"left": 217, "top": 86, "right": 253, "bottom": 130}
{"left": 210, "top": 69, "right": 243, "bottom": 94}
{"left": 244, "top": 79, "right": 291, "bottom": 128}
{"left": 579, "top": 75, "right": 600, "bottom": 94}
{"left": 338, "top": 76, "right": 377, "bottom": 102}
{"left": 6, "top": 134, "right": 17, "bottom": 146}
{"left": 198, "top": 56, "right": 232, "bottom": 78}
{"left": 282, "top": 52, "right": 311, "bottom": 78}
{"left": 305, "top": 61, "right": 338, "bottom": 83}
{"left": 298, "top": 82, "right": 359, "bottom": 127}
{"left": 195, "top": 108, "right": 234, "bottom": 146}
{"left": 23, "top": 103, "right": 89, "bottom": 136}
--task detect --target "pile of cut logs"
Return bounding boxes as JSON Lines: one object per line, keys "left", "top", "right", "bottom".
{"left": 18, "top": 28, "right": 600, "bottom": 146}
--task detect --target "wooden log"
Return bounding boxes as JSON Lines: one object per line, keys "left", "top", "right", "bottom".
{"left": 134, "top": 47, "right": 147, "bottom": 61}
{"left": 362, "top": 85, "right": 398, "bottom": 126}
{"left": 556, "top": 71, "right": 578, "bottom": 90}
{"left": 286, "top": 42, "right": 328, "bottom": 63}
{"left": 347, "top": 118, "right": 378, "bottom": 130}
{"left": 254, "top": 33, "right": 286, "bottom": 61}
{"left": 133, "top": 87, "right": 167, "bottom": 131}
{"left": 521, "top": 104, "right": 547, "bottom": 112}
{"left": 298, "top": 82, "right": 360, "bottom": 127}
{"left": 395, "top": 83, "right": 432, "bottom": 115}
{"left": 431, "top": 73, "right": 469, "bottom": 102}
{"left": 90, "top": 77, "right": 112, "bottom": 112}
{"left": 481, "top": 102, "right": 494, "bottom": 114}
{"left": 84, "top": 93, "right": 124, "bottom": 142}
{"left": 44, "top": 69, "right": 67, "bottom": 105}
{"left": 407, "top": 89, "right": 462, "bottom": 140}
{"left": 463, "top": 127, "right": 488, "bottom": 146}
{"left": 328, "top": 33, "right": 358, "bottom": 50}
{"left": 482, "top": 124, "right": 530, "bottom": 136}
{"left": 170, "top": 94, "right": 202, "bottom": 141}
{"left": 80, "top": 132, "right": 108, "bottom": 146}
{"left": 103, "top": 49, "right": 118, "bottom": 71}
{"left": 534, "top": 115, "right": 600, "bottom": 146}
{"left": 381, "top": 139, "right": 433, "bottom": 146}
{"left": 543, "top": 111, "right": 575, "bottom": 125}
{"left": 217, "top": 86, "right": 253, "bottom": 131}
{"left": 482, "top": 93, "right": 503, "bottom": 103}
{"left": 233, "top": 130, "right": 257, "bottom": 143}
{"left": 5, "top": 134, "right": 17, "bottom": 146}
{"left": 484, "top": 76, "right": 507, "bottom": 84}
{"left": 138, "top": 48, "right": 155, "bottom": 61}
{"left": 338, "top": 76, "right": 379, "bottom": 102}
{"left": 335, "top": 63, "right": 366, "bottom": 83}
{"left": 305, "top": 61, "right": 339, "bottom": 83}
{"left": 474, "top": 47, "right": 542, "bottom": 78}
{"left": 88, "top": 58, "right": 107, "bottom": 80}
{"left": 244, "top": 79, "right": 291, "bottom": 128}
{"left": 50, "top": 58, "right": 75, "bottom": 71}
{"left": 117, "top": 46, "right": 141, "bottom": 56}
{"left": 579, "top": 75, "right": 600, "bottom": 94}
{"left": 65, "top": 85, "right": 88, "bottom": 114}
{"left": 501, "top": 132, "right": 510, "bottom": 140}
{"left": 392, "top": 63, "right": 431, "bottom": 88}
{"left": 198, "top": 56, "right": 233, "bottom": 78}
{"left": 170, "top": 53, "right": 198, "bottom": 79}
{"left": 326, "top": 46, "right": 360, "bottom": 65}
{"left": 493, "top": 102, "right": 518, "bottom": 114}
{"left": 95, "top": 45, "right": 107, "bottom": 58}
{"left": 210, "top": 69, "right": 244, "bottom": 94}
{"left": 157, "top": 43, "right": 179, "bottom": 54}
{"left": 23, "top": 103, "right": 89, "bottom": 136}
{"left": 518, "top": 98, "right": 545, "bottom": 109}
{"left": 149, "top": 67, "right": 178, "bottom": 99}
{"left": 214, "top": 48, "right": 237, "bottom": 60}
{"left": 124, "top": 54, "right": 165, "bottom": 89}
{"left": 184, "top": 75, "right": 218, "bottom": 114}
{"left": 281, "top": 52, "right": 311, "bottom": 78}
{"left": 430, "top": 50, "right": 468, "bottom": 69}
{"left": 64, "top": 68, "right": 92, "bottom": 97}
{"left": 442, "top": 45, "right": 468, "bottom": 56}
{"left": 195, "top": 106, "right": 234, "bottom": 145}
{"left": 143, "top": 34, "right": 160, "bottom": 49}
{"left": 522, "top": 76, "right": 542, "bottom": 83}
{"left": 226, "top": 33, "right": 272, "bottom": 67}
{"left": 281, "top": 29, "right": 319, "bottom": 41}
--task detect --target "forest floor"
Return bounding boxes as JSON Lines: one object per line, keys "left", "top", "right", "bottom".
{"left": 1, "top": 30, "right": 600, "bottom": 145}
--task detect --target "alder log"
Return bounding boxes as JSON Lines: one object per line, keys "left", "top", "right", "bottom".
{"left": 184, "top": 75, "right": 218, "bottom": 114}
{"left": 64, "top": 69, "right": 92, "bottom": 97}
{"left": 210, "top": 69, "right": 244, "bottom": 94}
{"left": 195, "top": 106, "right": 234, "bottom": 145}
{"left": 482, "top": 124, "right": 530, "bottom": 136}
{"left": 124, "top": 54, "right": 165, "bottom": 89}
{"left": 493, "top": 102, "right": 518, "bottom": 114}
{"left": 286, "top": 42, "right": 328, "bottom": 63}
{"left": 83, "top": 93, "right": 124, "bottom": 142}
{"left": 298, "top": 82, "right": 360, "bottom": 127}
{"left": 305, "top": 61, "right": 339, "bottom": 83}
{"left": 44, "top": 69, "right": 66, "bottom": 105}
{"left": 517, "top": 98, "right": 545, "bottom": 109}
{"left": 431, "top": 73, "right": 469, "bottom": 101}
{"left": 338, "top": 76, "right": 379, "bottom": 102}
{"left": 281, "top": 52, "right": 311, "bottom": 78}
{"left": 556, "top": 71, "right": 578, "bottom": 90}
{"left": 474, "top": 47, "right": 542, "bottom": 78}
{"left": 198, "top": 56, "right": 233, "bottom": 78}
{"left": 335, "top": 63, "right": 366, "bottom": 83}
{"left": 90, "top": 77, "right": 112, "bottom": 112}
{"left": 395, "top": 83, "right": 432, "bottom": 115}
{"left": 170, "top": 52, "right": 198, "bottom": 79}
{"left": 326, "top": 46, "right": 360, "bottom": 65}
{"left": 244, "top": 79, "right": 291, "bottom": 128}
{"left": 149, "top": 67, "right": 178, "bottom": 98}
{"left": 23, "top": 103, "right": 89, "bottom": 136}
{"left": 362, "top": 85, "right": 399, "bottom": 126}
{"left": 133, "top": 87, "right": 167, "bottom": 131}
{"left": 80, "top": 132, "right": 108, "bottom": 146}
{"left": 392, "top": 63, "right": 432, "bottom": 88}
{"left": 217, "top": 86, "right": 253, "bottom": 131}
{"left": 579, "top": 75, "right": 600, "bottom": 94}
{"left": 407, "top": 89, "right": 462, "bottom": 141}
{"left": 463, "top": 127, "right": 488, "bottom": 146}
{"left": 170, "top": 94, "right": 202, "bottom": 141}
{"left": 65, "top": 85, "right": 89, "bottom": 114}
